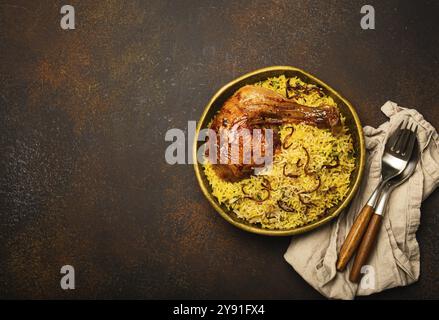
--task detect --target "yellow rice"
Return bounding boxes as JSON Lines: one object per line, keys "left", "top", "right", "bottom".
{"left": 203, "top": 75, "right": 356, "bottom": 230}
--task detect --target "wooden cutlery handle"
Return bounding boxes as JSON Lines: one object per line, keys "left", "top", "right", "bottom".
{"left": 349, "top": 213, "right": 383, "bottom": 283}
{"left": 336, "top": 205, "right": 374, "bottom": 271}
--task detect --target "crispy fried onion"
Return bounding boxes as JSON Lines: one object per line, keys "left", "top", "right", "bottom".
{"left": 277, "top": 199, "right": 296, "bottom": 213}
{"left": 282, "top": 126, "right": 295, "bottom": 149}
{"left": 298, "top": 193, "right": 316, "bottom": 215}
{"left": 283, "top": 162, "right": 300, "bottom": 178}
{"left": 298, "top": 193, "right": 315, "bottom": 206}
{"left": 322, "top": 156, "right": 340, "bottom": 169}
{"left": 276, "top": 190, "right": 298, "bottom": 214}
{"left": 260, "top": 177, "right": 272, "bottom": 191}
{"left": 300, "top": 146, "right": 321, "bottom": 193}
{"left": 281, "top": 146, "right": 321, "bottom": 214}
{"left": 302, "top": 174, "right": 321, "bottom": 193}
{"left": 277, "top": 195, "right": 312, "bottom": 215}
{"left": 283, "top": 146, "right": 321, "bottom": 194}
{"left": 241, "top": 177, "right": 272, "bottom": 203}
{"left": 265, "top": 211, "right": 278, "bottom": 219}
{"left": 286, "top": 79, "right": 324, "bottom": 99}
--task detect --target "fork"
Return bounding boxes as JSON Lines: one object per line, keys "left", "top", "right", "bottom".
{"left": 336, "top": 120, "right": 418, "bottom": 271}
{"left": 348, "top": 138, "right": 419, "bottom": 282}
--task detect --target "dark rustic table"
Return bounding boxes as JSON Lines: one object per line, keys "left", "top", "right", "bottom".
{"left": 0, "top": 0, "right": 438, "bottom": 299}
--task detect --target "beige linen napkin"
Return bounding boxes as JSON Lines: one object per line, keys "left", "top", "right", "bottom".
{"left": 284, "top": 101, "right": 439, "bottom": 300}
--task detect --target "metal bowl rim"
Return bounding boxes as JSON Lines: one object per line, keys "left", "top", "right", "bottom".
{"left": 193, "top": 66, "right": 366, "bottom": 236}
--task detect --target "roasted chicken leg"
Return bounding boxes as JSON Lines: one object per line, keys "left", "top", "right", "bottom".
{"left": 207, "top": 85, "right": 341, "bottom": 182}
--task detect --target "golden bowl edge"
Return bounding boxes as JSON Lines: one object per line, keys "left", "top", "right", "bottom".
{"left": 193, "top": 66, "right": 366, "bottom": 236}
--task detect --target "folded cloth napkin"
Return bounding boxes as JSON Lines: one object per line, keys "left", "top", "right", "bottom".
{"left": 284, "top": 101, "right": 439, "bottom": 300}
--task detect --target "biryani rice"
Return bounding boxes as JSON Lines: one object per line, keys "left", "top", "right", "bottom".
{"left": 203, "top": 75, "right": 356, "bottom": 230}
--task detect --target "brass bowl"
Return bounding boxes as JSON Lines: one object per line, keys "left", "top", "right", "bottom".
{"left": 193, "top": 66, "right": 365, "bottom": 236}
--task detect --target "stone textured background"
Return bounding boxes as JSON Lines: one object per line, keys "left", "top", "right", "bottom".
{"left": 0, "top": 0, "right": 438, "bottom": 299}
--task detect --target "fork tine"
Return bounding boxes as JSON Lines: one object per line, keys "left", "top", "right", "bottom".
{"left": 403, "top": 124, "right": 418, "bottom": 157}
{"left": 390, "top": 120, "right": 406, "bottom": 151}
{"left": 398, "top": 122, "right": 413, "bottom": 155}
